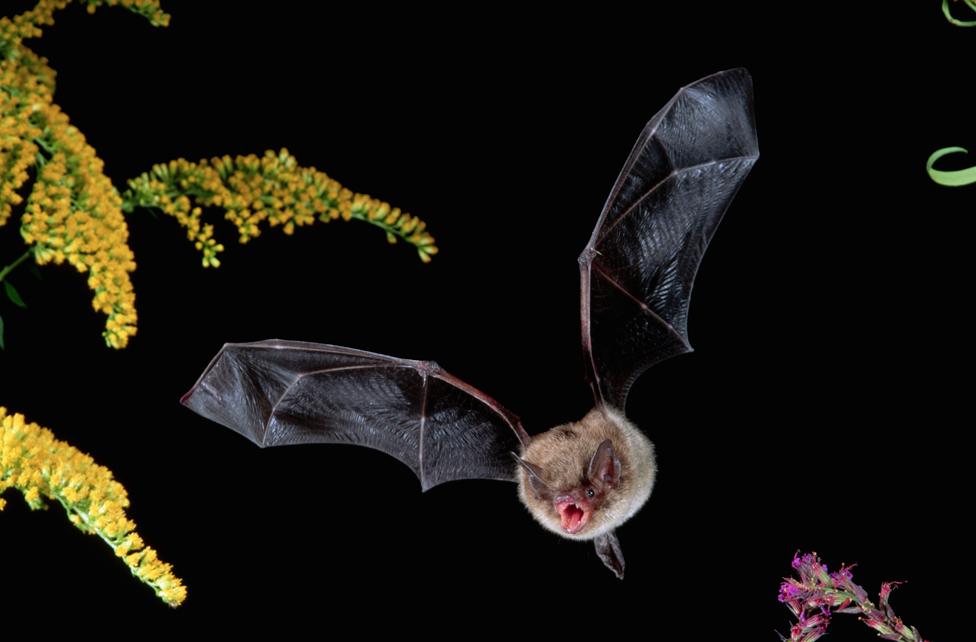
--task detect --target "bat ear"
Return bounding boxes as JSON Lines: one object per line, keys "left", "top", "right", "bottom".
{"left": 588, "top": 439, "right": 621, "bottom": 489}
{"left": 512, "top": 453, "right": 554, "bottom": 501}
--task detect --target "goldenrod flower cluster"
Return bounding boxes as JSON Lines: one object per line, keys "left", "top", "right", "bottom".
{"left": 18, "top": 102, "right": 139, "bottom": 348}
{"left": 0, "top": 0, "right": 67, "bottom": 49}
{"left": 123, "top": 148, "right": 439, "bottom": 264}
{"left": 83, "top": 0, "right": 170, "bottom": 27}
{"left": 0, "top": 406, "right": 186, "bottom": 607}
{"left": 0, "top": 45, "right": 46, "bottom": 228}
{"left": 0, "top": 1, "right": 168, "bottom": 48}
{"left": 2, "top": 1, "right": 169, "bottom": 348}
{"left": 3, "top": 1, "right": 434, "bottom": 350}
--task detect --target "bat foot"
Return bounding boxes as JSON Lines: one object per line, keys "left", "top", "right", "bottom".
{"left": 594, "top": 531, "right": 625, "bottom": 579}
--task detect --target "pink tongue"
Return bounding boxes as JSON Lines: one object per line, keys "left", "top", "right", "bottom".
{"left": 561, "top": 504, "right": 584, "bottom": 531}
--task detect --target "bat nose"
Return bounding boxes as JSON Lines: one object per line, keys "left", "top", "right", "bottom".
{"left": 554, "top": 492, "right": 587, "bottom": 508}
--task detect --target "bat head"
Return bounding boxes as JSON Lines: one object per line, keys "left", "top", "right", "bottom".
{"left": 548, "top": 439, "right": 620, "bottom": 534}
{"left": 515, "top": 440, "right": 621, "bottom": 536}
{"left": 516, "top": 407, "right": 655, "bottom": 541}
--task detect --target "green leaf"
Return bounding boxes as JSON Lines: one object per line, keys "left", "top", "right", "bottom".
{"left": 0, "top": 313, "right": 5, "bottom": 350}
{"left": 4, "top": 281, "right": 26, "bottom": 308}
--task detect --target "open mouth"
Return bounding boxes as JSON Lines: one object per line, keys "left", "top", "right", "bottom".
{"left": 556, "top": 499, "right": 590, "bottom": 534}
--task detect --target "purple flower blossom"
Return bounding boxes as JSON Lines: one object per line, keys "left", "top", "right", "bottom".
{"left": 779, "top": 579, "right": 806, "bottom": 602}
{"left": 778, "top": 552, "right": 929, "bottom": 642}
{"left": 830, "top": 565, "right": 854, "bottom": 583}
{"left": 881, "top": 580, "right": 905, "bottom": 605}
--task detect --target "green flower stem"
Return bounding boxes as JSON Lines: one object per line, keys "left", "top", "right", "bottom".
{"left": 0, "top": 249, "right": 32, "bottom": 284}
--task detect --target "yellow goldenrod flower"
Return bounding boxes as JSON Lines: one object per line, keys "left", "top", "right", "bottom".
{"left": 2, "top": 1, "right": 434, "bottom": 350}
{"left": 122, "top": 148, "right": 439, "bottom": 265}
{"left": 83, "top": 1, "right": 170, "bottom": 27}
{"left": 1, "top": 1, "right": 163, "bottom": 348}
{"left": 0, "top": 1, "right": 168, "bottom": 47}
{"left": 0, "top": 406, "right": 186, "bottom": 607}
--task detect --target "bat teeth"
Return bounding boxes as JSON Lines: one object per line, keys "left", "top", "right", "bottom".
{"left": 556, "top": 499, "right": 590, "bottom": 534}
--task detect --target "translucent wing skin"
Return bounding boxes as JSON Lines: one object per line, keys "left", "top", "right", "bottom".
{"left": 181, "top": 340, "right": 529, "bottom": 491}
{"left": 580, "top": 68, "right": 759, "bottom": 410}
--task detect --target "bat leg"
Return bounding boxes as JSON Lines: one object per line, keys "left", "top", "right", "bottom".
{"left": 594, "top": 530, "right": 625, "bottom": 579}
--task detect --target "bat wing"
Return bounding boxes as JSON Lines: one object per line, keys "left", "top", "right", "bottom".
{"left": 579, "top": 68, "right": 759, "bottom": 410}
{"left": 181, "top": 339, "right": 530, "bottom": 491}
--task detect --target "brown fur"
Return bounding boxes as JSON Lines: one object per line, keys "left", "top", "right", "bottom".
{"left": 517, "top": 406, "right": 656, "bottom": 540}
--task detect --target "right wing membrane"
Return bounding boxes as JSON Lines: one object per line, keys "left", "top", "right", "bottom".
{"left": 181, "top": 339, "right": 528, "bottom": 491}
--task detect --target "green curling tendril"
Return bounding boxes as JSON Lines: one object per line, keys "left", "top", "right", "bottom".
{"left": 944, "top": 0, "right": 976, "bottom": 26}
{"left": 926, "top": 147, "right": 976, "bottom": 186}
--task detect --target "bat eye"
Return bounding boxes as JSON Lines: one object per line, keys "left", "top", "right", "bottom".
{"left": 586, "top": 488, "right": 595, "bottom": 498}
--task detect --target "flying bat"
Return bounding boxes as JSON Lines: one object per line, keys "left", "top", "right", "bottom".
{"left": 181, "top": 68, "right": 759, "bottom": 579}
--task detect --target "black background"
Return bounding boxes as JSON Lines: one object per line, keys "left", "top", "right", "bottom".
{"left": 0, "top": 1, "right": 967, "bottom": 636}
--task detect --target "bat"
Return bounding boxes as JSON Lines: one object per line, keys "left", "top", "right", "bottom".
{"left": 181, "top": 68, "right": 759, "bottom": 579}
